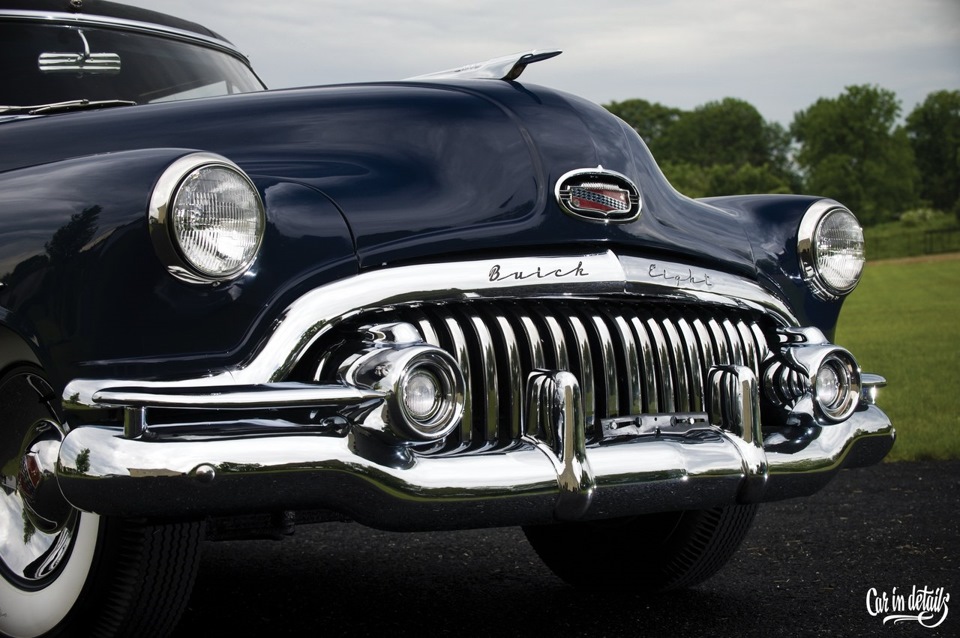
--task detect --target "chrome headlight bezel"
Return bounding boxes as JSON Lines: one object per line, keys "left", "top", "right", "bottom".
{"left": 797, "top": 200, "right": 865, "bottom": 300}
{"left": 149, "top": 152, "right": 265, "bottom": 285}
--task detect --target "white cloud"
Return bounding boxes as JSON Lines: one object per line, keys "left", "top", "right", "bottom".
{"left": 121, "top": 0, "right": 960, "bottom": 123}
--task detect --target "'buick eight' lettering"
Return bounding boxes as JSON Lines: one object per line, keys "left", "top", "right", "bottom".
{"left": 648, "top": 263, "right": 714, "bottom": 288}
{"left": 489, "top": 261, "right": 589, "bottom": 282}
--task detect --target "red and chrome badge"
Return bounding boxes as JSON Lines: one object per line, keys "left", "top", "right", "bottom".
{"left": 555, "top": 167, "right": 642, "bottom": 222}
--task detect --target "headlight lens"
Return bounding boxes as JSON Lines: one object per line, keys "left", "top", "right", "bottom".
{"left": 798, "top": 202, "right": 865, "bottom": 299}
{"left": 150, "top": 153, "right": 265, "bottom": 284}
{"left": 813, "top": 209, "right": 864, "bottom": 293}
{"left": 171, "top": 166, "right": 264, "bottom": 279}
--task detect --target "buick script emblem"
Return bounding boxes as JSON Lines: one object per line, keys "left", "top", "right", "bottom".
{"left": 555, "top": 167, "right": 641, "bottom": 223}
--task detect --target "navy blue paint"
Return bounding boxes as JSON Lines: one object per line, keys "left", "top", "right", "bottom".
{"left": 0, "top": 79, "right": 839, "bottom": 387}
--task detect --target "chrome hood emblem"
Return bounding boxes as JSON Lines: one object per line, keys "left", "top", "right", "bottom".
{"left": 555, "top": 167, "right": 642, "bottom": 223}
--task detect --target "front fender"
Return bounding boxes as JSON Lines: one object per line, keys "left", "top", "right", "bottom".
{"left": 701, "top": 194, "right": 846, "bottom": 336}
{"left": 0, "top": 149, "right": 358, "bottom": 388}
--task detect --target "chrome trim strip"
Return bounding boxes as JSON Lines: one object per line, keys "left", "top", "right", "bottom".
{"left": 620, "top": 255, "right": 795, "bottom": 325}
{"left": 0, "top": 9, "right": 250, "bottom": 62}
{"left": 249, "top": 252, "right": 628, "bottom": 385}
{"left": 88, "top": 382, "right": 383, "bottom": 410}
{"left": 63, "top": 251, "right": 797, "bottom": 408}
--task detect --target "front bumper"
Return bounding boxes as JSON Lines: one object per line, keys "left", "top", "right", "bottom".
{"left": 54, "top": 251, "right": 894, "bottom": 529}
{"left": 56, "top": 371, "right": 894, "bottom": 531}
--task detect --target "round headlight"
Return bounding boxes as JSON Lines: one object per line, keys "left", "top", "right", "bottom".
{"left": 798, "top": 202, "right": 865, "bottom": 299}
{"left": 150, "top": 153, "right": 265, "bottom": 284}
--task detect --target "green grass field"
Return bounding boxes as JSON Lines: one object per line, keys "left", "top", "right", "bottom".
{"left": 835, "top": 255, "right": 960, "bottom": 460}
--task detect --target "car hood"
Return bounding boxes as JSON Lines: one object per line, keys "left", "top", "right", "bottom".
{"left": 0, "top": 80, "right": 755, "bottom": 277}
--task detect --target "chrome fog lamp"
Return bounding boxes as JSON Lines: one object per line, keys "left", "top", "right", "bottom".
{"left": 396, "top": 352, "right": 464, "bottom": 439}
{"left": 813, "top": 351, "right": 860, "bottom": 423}
{"left": 764, "top": 329, "right": 863, "bottom": 425}
{"left": 798, "top": 201, "right": 864, "bottom": 299}
{"left": 339, "top": 324, "right": 466, "bottom": 443}
{"left": 150, "top": 152, "right": 265, "bottom": 284}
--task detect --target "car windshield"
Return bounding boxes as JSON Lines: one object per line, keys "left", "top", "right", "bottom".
{"left": 0, "top": 22, "right": 264, "bottom": 108}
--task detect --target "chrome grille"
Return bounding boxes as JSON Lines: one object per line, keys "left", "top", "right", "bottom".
{"left": 323, "top": 300, "right": 770, "bottom": 453}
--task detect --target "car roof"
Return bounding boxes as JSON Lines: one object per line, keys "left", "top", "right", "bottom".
{"left": 0, "top": 0, "right": 233, "bottom": 45}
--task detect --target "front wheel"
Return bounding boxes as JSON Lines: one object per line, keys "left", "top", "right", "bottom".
{"left": 0, "top": 366, "right": 203, "bottom": 638}
{"left": 523, "top": 505, "right": 758, "bottom": 593}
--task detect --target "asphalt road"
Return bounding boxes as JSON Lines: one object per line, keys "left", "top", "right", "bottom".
{"left": 172, "top": 461, "right": 958, "bottom": 638}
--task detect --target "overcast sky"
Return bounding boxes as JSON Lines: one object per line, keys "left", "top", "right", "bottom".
{"left": 123, "top": 0, "right": 960, "bottom": 125}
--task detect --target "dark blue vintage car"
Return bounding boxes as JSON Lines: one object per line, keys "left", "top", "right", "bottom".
{"left": 0, "top": 1, "right": 894, "bottom": 636}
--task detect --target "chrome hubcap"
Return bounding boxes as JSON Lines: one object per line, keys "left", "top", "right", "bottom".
{"left": 0, "top": 369, "right": 79, "bottom": 587}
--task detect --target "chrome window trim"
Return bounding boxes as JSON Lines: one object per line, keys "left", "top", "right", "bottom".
{"left": 63, "top": 250, "right": 798, "bottom": 407}
{"left": 0, "top": 9, "right": 253, "bottom": 65}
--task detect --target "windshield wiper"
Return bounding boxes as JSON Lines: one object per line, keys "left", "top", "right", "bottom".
{"left": 0, "top": 99, "right": 137, "bottom": 116}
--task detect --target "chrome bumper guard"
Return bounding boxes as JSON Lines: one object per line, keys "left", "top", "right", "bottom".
{"left": 56, "top": 368, "right": 894, "bottom": 530}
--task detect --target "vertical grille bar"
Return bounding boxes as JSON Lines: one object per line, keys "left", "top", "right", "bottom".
{"left": 441, "top": 314, "right": 473, "bottom": 447}
{"left": 590, "top": 314, "right": 620, "bottom": 418}
{"left": 470, "top": 314, "right": 500, "bottom": 443}
{"left": 542, "top": 313, "right": 571, "bottom": 371}
{"left": 610, "top": 313, "right": 643, "bottom": 415}
{"left": 347, "top": 301, "right": 768, "bottom": 455}
{"left": 659, "top": 315, "right": 692, "bottom": 412}
{"left": 643, "top": 317, "right": 676, "bottom": 413}
{"left": 567, "top": 315, "right": 597, "bottom": 433}
{"left": 721, "top": 319, "right": 745, "bottom": 367}
{"left": 676, "top": 317, "right": 705, "bottom": 411}
{"left": 706, "top": 318, "right": 730, "bottom": 366}
{"left": 630, "top": 317, "right": 659, "bottom": 413}
{"left": 493, "top": 313, "right": 523, "bottom": 440}
{"left": 737, "top": 321, "right": 760, "bottom": 377}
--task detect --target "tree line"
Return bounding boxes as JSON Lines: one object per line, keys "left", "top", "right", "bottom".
{"left": 604, "top": 87, "right": 960, "bottom": 226}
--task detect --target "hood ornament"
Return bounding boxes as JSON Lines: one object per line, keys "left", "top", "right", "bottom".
{"left": 555, "top": 167, "right": 641, "bottom": 223}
